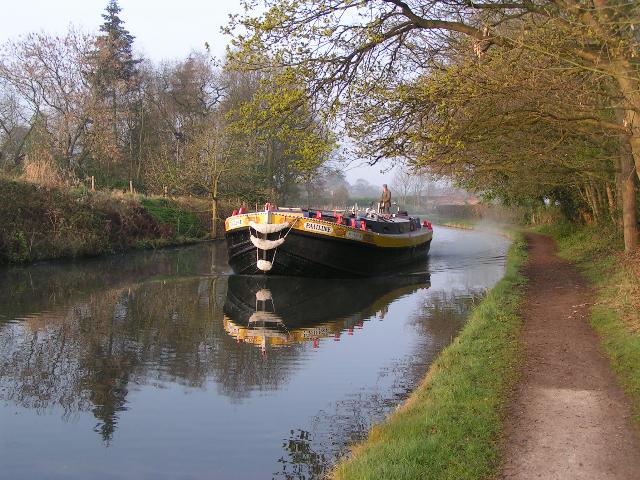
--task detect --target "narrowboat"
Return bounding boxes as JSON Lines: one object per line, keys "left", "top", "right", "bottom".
{"left": 224, "top": 205, "right": 433, "bottom": 277}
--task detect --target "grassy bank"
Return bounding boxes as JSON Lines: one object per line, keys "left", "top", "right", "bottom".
{"left": 536, "top": 223, "right": 640, "bottom": 424}
{"left": 0, "top": 177, "right": 214, "bottom": 264}
{"left": 438, "top": 220, "right": 476, "bottom": 230}
{"left": 427, "top": 214, "right": 477, "bottom": 230}
{"left": 333, "top": 235, "right": 527, "bottom": 480}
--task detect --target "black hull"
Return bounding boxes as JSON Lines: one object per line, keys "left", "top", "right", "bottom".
{"left": 226, "top": 227, "right": 430, "bottom": 278}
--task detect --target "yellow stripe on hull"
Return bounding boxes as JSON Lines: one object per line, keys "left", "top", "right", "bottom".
{"left": 225, "top": 212, "right": 432, "bottom": 248}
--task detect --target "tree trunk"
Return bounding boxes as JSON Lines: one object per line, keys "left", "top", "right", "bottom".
{"left": 620, "top": 138, "right": 638, "bottom": 252}
{"left": 129, "top": 123, "right": 133, "bottom": 180}
{"left": 595, "top": 184, "right": 608, "bottom": 222}
{"left": 625, "top": 103, "right": 640, "bottom": 184}
{"left": 613, "top": 61, "right": 640, "bottom": 182}
{"left": 111, "top": 90, "right": 118, "bottom": 159}
{"left": 211, "top": 172, "right": 222, "bottom": 239}
{"left": 137, "top": 101, "right": 144, "bottom": 179}
{"left": 211, "top": 196, "right": 217, "bottom": 238}
{"left": 610, "top": 65, "right": 640, "bottom": 251}
{"left": 585, "top": 183, "right": 600, "bottom": 223}
{"left": 615, "top": 167, "right": 624, "bottom": 227}
{"left": 605, "top": 183, "right": 616, "bottom": 223}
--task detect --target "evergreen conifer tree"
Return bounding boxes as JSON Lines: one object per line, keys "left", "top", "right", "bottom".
{"left": 91, "top": 0, "right": 138, "bottom": 93}
{"left": 86, "top": 0, "right": 140, "bottom": 178}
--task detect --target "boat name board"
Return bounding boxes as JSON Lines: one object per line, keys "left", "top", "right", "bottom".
{"left": 303, "top": 221, "right": 333, "bottom": 235}
{"left": 228, "top": 217, "right": 245, "bottom": 229}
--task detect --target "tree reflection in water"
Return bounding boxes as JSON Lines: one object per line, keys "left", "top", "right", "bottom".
{"left": 0, "top": 274, "right": 319, "bottom": 442}
{"left": 0, "top": 244, "right": 232, "bottom": 443}
{"left": 0, "top": 240, "right": 503, "bottom": 479}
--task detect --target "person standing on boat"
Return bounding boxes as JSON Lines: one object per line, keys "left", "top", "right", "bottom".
{"left": 380, "top": 184, "right": 391, "bottom": 213}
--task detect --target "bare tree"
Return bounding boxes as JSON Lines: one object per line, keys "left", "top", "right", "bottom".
{"left": 185, "top": 120, "right": 242, "bottom": 237}
{"left": 0, "top": 85, "right": 30, "bottom": 169}
{"left": 410, "top": 169, "right": 436, "bottom": 209}
{"left": 391, "top": 166, "right": 413, "bottom": 207}
{"left": 0, "top": 29, "right": 93, "bottom": 171}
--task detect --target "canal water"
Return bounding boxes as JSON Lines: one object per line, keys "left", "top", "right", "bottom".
{"left": 0, "top": 227, "right": 510, "bottom": 480}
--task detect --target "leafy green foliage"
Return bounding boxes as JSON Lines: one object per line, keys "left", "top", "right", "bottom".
{"left": 228, "top": 0, "right": 638, "bottom": 246}
{"left": 225, "top": 65, "right": 336, "bottom": 203}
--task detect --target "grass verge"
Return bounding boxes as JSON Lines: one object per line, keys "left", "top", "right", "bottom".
{"left": 140, "top": 197, "right": 206, "bottom": 238}
{"left": 536, "top": 223, "right": 640, "bottom": 424}
{"left": 332, "top": 234, "right": 527, "bottom": 480}
{"left": 440, "top": 221, "right": 475, "bottom": 230}
{"left": 431, "top": 216, "right": 477, "bottom": 230}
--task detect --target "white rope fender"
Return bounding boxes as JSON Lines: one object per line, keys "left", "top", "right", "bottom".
{"left": 256, "top": 259, "right": 273, "bottom": 271}
{"left": 252, "top": 217, "right": 299, "bottom": 272}
{"left": 250, "top": 235, "right": 285, "bottom": 250}
{"left": 248, "top": 311, "right": 282, "bottom": 324}
{"left": 249, "top": 221, "right": 289, "bottom": 234}
{"left": 255, "top": 289, "right": 272, "bottom": 302}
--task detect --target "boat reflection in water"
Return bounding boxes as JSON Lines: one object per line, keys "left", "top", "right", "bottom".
{"left": 223, "top": 272, "right": 431, "bottom": 353}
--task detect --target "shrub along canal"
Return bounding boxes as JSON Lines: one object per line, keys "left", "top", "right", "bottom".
{"left": 0, "top": 227, "right": 510, "bottom": 480}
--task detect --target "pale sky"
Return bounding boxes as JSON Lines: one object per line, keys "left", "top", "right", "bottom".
{"left": 0, "top": 0, "right": 394, "bottom": 185}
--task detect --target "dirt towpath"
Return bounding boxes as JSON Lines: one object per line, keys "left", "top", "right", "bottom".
{"left": 500, "top": 233, "right": 640, "bottom": 480}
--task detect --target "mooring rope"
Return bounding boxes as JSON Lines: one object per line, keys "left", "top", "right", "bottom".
{"left": 268, "top": 217, "right": 300, "bottom": 268}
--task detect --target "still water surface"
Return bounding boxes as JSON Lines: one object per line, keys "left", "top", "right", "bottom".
{"left": 0, "top": 227, "right": 509, "bottom": 479}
